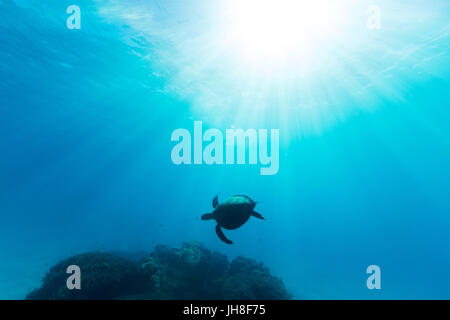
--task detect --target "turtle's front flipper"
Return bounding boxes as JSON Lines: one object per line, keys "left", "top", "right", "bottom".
{"left": 212, "top": 195, "right": 219, "bottom": 208}
{"left": 251, "top": 211, "right": 265, "bottom": 220}
{"left": 215, "top": 224, "right": 233, "bottom": 244}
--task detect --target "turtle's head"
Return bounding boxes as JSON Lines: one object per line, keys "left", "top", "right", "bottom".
{"left": 201, "top": 213, "right": 215, "bottom": 221}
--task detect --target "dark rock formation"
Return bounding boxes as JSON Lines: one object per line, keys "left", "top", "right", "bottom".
{"left": 26, "top": 242, "right": 292, "bottom": 300}
{"left": 26, "top": 252, "right": 146, "bottom": 300}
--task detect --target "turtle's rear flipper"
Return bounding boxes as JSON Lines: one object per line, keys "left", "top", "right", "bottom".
{"left": 216, "top": 225, "right": 233, "bottom": 244}
{"left": 252, "top": 211, "right": 265, "bottom": 220}
{"left": 201, "top": 213, "right": 215, "bottom": 220}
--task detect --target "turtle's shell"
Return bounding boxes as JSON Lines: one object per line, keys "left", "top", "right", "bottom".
{"left": 214, "top": 195, "right": 256, "bottom": 230}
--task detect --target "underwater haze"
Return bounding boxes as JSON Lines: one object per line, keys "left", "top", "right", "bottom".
{"left": 0, "top": 0, "right": 449, "bottom": 299}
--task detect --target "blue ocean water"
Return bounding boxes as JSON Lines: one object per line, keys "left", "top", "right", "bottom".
{"left": 0, "top": 0, "right": 449, "bottom": 299}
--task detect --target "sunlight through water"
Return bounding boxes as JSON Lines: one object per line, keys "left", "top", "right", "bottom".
{"left": 99, "top": 0, "right": 449, "bottom": 140}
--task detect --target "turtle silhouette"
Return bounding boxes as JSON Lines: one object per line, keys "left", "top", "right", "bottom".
{"left": 201, "top": 194, "right": 265, "bottom": 244}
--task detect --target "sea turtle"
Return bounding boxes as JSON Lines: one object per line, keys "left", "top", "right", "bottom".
{"left": 201, "top": 195, "right": 265, "bottom": 244}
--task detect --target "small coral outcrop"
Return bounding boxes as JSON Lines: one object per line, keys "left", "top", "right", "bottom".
{"left": 26, "top": 242, "right": 292, "bottom": 300}
{"left": 26, "top": 252, "right": 146, "bottom": 300}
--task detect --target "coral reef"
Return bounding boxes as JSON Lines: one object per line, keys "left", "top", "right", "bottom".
{"left": 26, "top": 242, "right": 292, "bottom": 300}
{"left": 26, "top": 252, "right": 146, "bottom": 300}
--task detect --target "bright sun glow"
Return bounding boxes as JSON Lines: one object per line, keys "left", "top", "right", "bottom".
{"left": 226, "top": 0, "right": 343, "bottom": 61}
{"left": 102, "top": 0, "right": 448, "bottom": 139}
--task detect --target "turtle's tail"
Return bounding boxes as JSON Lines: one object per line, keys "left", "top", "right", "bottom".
{"left": 201, "top": 213, "right": 215, "bottom": 220}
